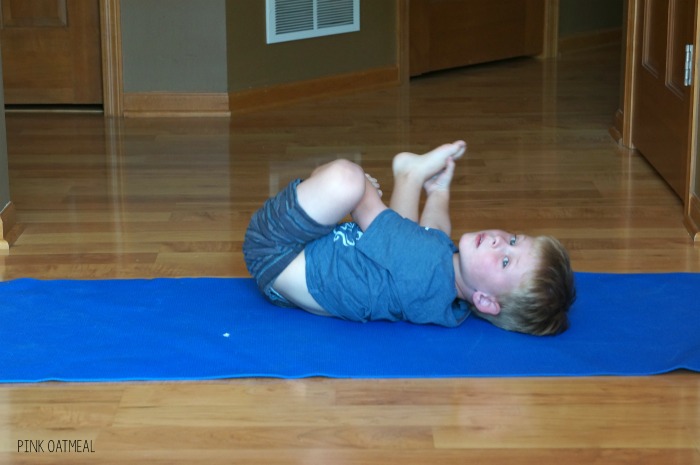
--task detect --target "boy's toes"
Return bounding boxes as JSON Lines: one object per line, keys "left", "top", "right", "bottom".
{"left": 450, "top": 140, "right": 467, "bottom": 160}
{"left": 426, "top": 140, "right": 467, "bottom": 161}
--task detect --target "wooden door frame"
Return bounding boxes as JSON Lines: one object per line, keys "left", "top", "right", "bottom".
{"left": 619, "top": 0, "right": 639, "bottom": 149}
{"left": 685, "top": 3, "right": 700, "bottom": 239}
{"left": 619, "top": 0, "right": 700, "bottom": 239}
{"left": 542, "top": 0, "right": 560, "bottom": 59}
{"left": 100, "top": 0, "right": 123, "bottom": 117}
{"left": 397, "top": 0, "right": 410, "bottom": 85}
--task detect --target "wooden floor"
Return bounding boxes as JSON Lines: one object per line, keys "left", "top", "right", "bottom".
{"left": 2, "top": 45, "right": 699, "bottom": 464}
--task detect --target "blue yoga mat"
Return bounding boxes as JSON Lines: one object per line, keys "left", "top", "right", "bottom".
{"left": 1, "top": 273, "right": 699, "bottom": 382}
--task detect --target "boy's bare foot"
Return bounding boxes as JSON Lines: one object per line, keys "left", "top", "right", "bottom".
{"left": 392, "top": 141, "right": 466, "bottom": 183}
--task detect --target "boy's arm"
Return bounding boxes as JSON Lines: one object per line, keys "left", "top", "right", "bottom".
{"left": 418, "top": 157, "right": 454, "bottom": 234}
{"left": 419, "top": 190, "right": 451, "bottom": 235}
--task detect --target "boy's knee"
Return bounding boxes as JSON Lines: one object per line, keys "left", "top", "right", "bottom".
{"left": 323, "top": 159, "right": 366, "bottom": 196}
{"left": 327, "top": 159, "right": 364, "bottom": 179}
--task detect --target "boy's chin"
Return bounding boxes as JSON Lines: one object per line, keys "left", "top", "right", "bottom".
{"left": 458, "top": 233, "right": 476, "bottom": 254}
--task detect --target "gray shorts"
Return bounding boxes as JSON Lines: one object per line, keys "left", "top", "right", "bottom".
{"left": 243, "top": 179, "right": 334, "bottom": 307}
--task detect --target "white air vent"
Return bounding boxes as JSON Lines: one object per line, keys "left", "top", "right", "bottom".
{"left": 266, "top": 0, "right": 360, "bottom": 44}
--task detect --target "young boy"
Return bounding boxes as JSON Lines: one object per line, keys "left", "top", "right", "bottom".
{"left": 243, "top": 141, "right": 576, "bottom": 336}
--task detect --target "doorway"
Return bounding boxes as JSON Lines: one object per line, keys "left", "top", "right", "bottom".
{"left": 630, "top": 0, "right": 695, "bottom": 198}
{"left": 408, "top": 0, "right": 550, "bottom": 77}
{"left": 0, "top": 0, "right": 122, "bottom": 116}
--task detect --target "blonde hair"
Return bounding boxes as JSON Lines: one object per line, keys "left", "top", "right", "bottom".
{"left": 476, "top": 235, "right": 576, "bottom": 336}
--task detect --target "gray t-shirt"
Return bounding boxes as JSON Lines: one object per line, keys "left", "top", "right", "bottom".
{"left": 305, "top": 209, "right": 471, "bottom": 327}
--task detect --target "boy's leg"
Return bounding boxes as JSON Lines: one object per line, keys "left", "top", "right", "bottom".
{"left": 390, "top": 141, "right": 466, "bottom": 221}
{"left": 294, "top": 142, "right": 464, "bottom": 229}
{"left": 244, "top": 159, "right": 370, "bottom": 311}
{"left": 272, "top": 159, "right": 385, "bottom": 314}
{"left": 296, "top": 159, "right": 387, "bottom": 231}
{"left": 419, "top": 157, "right": 456, "bottom": 234}
{"left": 295, "top": 159, "right": 370, "bottom": 225}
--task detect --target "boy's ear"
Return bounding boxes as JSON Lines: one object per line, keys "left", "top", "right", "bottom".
{"left": 472, "top": 291, "right": 501, "bottom": 316}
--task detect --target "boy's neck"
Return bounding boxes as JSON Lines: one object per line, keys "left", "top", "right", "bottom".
{"left": 452, "top": 253, "right": 471, "bottom": 302}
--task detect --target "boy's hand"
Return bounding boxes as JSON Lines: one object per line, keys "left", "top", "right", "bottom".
{"left": 423, "top": 157, "right": 455, "bottom": 194}
{"left": 365, "top": 173, "right": 383, "bottom": 198}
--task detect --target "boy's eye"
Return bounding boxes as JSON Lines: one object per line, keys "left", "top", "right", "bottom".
{"left": 510, "top": 235, "right": 517, "bottom": 246}
{"left": 502, "top": 256, "right": 510, "bottom": 268}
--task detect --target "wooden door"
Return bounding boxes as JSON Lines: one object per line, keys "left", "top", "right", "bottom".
{"left": 631, "top": 0, "right": 695, "bottom": 198}
{"left": 409, "top": 0, "right": 545, "bottom": 76}
{"left": 0, "top": 0, "right": 102, "bottom": 104}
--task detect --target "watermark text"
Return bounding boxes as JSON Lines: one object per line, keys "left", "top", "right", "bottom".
{"left": 17, "top": 439, "right": 95, "bottom": 453}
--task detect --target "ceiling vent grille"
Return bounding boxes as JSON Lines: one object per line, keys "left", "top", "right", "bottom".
{"left": 266, "top": 0, "right": 360, "bottom": 44}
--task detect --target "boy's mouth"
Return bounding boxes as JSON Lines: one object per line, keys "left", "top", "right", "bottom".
{"left": 476, "top": 233, "right": 483, "bottom": 248}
